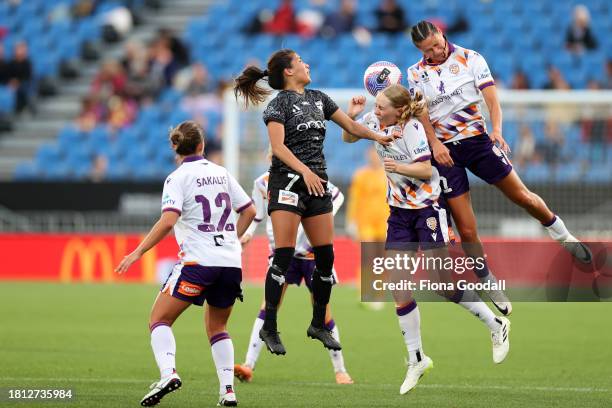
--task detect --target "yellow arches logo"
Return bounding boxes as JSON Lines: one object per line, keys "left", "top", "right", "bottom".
{"left": 59, "top": 236, "right": 156, "bottom": 282}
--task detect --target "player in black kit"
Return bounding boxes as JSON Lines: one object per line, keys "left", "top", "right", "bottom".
{"left": 234, "top": 49, "right": 395, "bottom": 355}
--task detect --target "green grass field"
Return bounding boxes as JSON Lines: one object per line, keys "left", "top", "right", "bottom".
{"left": 1, "top": 282, "right": 611, "bottom": 407}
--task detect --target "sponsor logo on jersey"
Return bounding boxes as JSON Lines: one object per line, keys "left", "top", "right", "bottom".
{"left": 301, "top": 101, "right": 310, "bottom": 105}
{"left": 413, "top": 139, "right": 429, "bottom": 155}
{"left": 449, "top": 64, "right": 460, "bottom": 75}
{"left": 478, "top": 72, "right": 491, "bottom": 81}
{"left": 437, "top": 81, "right": 446, "bottom": 95}
{"left": 292, "top": 104, "right": 302, "bottom": 114}
{"left": 426, "top": 217, "right": 438, "bottom": 231}
{"left": 279, "top": 190, "right": 299, "bottom": 206}
{"left": 162, "top": 193, "right": 175, "bottom": 206}
{"left": 297, "top": 120, "right": 326, "bottom": 132}
{"left": 178, "top": 281, "right": 204, "bottom": 296}
{"left": 420, "top": 70, "right": 430, "bottom": 83}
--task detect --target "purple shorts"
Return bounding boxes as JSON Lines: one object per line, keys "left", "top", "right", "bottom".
{"left": 386, "top": 204, "right": 451, "bottom": 251}
{"left": 286, "top": 257, "right": 316, "bottom": 290}
{"left": 161, "top": 264, "right": 243, "bottom": 308}
{"left": 432, "top": 135, "right": 513, "bottom": 199}
{"left": 268, "top": 256, "right": 316, "bottom": 291}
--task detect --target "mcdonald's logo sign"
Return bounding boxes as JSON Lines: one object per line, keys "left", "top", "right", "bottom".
{"left": 59, "top": 238, "right": 116, "bottom": 283}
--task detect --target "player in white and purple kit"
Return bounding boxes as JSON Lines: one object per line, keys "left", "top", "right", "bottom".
{"left": 234, "top": 168, "right": 353, "bottom": 384}
{"left": 115, "top": 121, "right": 256, "bottom": 407}
{"left": 406, "top": 21, "right": 592, "bottom": 312}
{"left": 343, "top": 84, "right": 510, "bottom": 395}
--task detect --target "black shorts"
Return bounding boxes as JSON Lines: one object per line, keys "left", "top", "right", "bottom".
{"left": 267, "top": 171, "right": 333, "bottom": 218}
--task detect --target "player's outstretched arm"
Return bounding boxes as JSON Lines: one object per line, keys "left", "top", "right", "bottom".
{"left": 342, "top": 96, "right": 367, "bottom": 143}
{"left": 416, "top": 108, "right": 454, "bottom": 167}
{"left": 115, "top": 211, "right": 179, "bottom": 274}
{"left": 332, "top": 109, "right": 396, "bottom": 146}
{"left": 383, "top": 158, "right": 433, "bottom": 180}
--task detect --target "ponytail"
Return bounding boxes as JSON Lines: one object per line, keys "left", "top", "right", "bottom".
{"left": 398, "top": 92, "right": 425, "bottom": 126}
{"left": 233, "top": 65, "right": 270, "bottom": 107}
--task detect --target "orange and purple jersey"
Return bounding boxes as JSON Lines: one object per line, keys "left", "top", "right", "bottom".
{"left": 407, "top": 43, "right": 494, "bottom": 144}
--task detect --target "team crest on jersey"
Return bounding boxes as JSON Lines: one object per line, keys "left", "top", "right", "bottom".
{"left": 426, "top": 217, "right": 438, "bottom": 232}
{"left": 449, "top": 64, "right": 460, "bottom": 75}
{"left": 315, "top": 100, "right": 323, "bottom": 111}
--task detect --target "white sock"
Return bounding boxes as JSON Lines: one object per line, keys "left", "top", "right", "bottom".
{"left": 150, "top": 323, "right": 176, "bottom": 379}
{"left": 544, "top": 215, "right": 572, "bottom": 242}
{"left": 244, "top": 314, "right": 265, "bottom": 369}
{"left": 327, "top": 322, "right": 347, "bottom": 373}
{"left": 456, "top": 289, "right": 500, "bottom": 332}
{"left": 396, "top": 302, "right": 423, "bottom": 364}
{"left": 210, "top": 334, "right": 234, "bottom": 395}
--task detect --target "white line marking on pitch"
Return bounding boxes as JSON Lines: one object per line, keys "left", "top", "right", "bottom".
{"left": 1, "top": 378, "right": 609, "bottom": 393}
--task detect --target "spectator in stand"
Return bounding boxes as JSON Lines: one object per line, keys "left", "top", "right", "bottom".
{"left": 121, "top": 40, "right": 156, "bottom": 102}
{"left": 320, "top": 0, "right": 356, "bottom": 38}
{"left": 149, "top": 42, "right": 180, "bottom": 89}
{"left": 537, "top": 120, "right": 565, "bottom": 167}
{"left": 543, "top": 65, "right": 570, "bottom": 90}
{"left": 582, "top": 80, "right": 610, "bottom": 163}
{"left": 374, "top": 0, "right": 406, "bottom": 34}
{"left": 510, "top": 70, "right": 530, "bottom": 90}
{"left": 76, "top": 95, "right": 104, "bottom": 132}
{"left": 565, "top": 4, "right": 597, "bottom": 53}
{"left": 107, "top": 94, "right": 137, "bottom": 130}
{"left": 0, "top": 43, "right": 10, "bottom": 84}
{"left": 91, "top": 59, "right": 127, "bottom": 100}
{"left": 446, "top": 13, "right": 469, "bottom": 36}
{"left": 8, "top": 41, "right": 32, "bottom": 113}
{"left": 264, "top": 0, "right": 297, "bottom": 35}
{"left": 90, "top": 154, "right": 108, "bottom": 182}
{"left": 515, "top": 124, "right": 537, "bottom": 167}
{"left": 181, "top": 62, "right": 213, "bottom": 95}
{"left": 157, "top": 27, "right": 190, "bottom": 67}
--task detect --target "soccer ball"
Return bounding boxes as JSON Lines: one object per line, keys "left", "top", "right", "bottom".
{"left": 363, "top": 61, "right": 403, "bottom": 97}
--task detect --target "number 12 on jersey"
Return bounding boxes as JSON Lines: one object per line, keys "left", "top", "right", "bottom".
{"left": 195, "top": 193, "right": 235, "bottom": 233}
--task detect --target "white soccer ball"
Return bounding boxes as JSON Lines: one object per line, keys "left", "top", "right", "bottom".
{"left": 363, "top": 61, "right": 403, "bottom": 97}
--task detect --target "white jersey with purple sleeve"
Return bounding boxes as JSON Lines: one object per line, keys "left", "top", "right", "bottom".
{"left": 406, "top": 43, "right": 494, "bottom": 143}
{"left": 244, "top": 171, "right": 344, "bottom": 259}
{"left": 359, "top": 111, "right": 440, "bottom": 209}
{"left": 161, "top": 156, "right": 253, "bottom": 268}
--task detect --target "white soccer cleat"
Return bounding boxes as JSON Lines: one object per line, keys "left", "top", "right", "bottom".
{"left": 217, "top": 389, "right": 238, "bottom": 406}
{"left": 491, "top": 317, "right": 511, "bottom": 364}
{"left": 140, "top": 372, "right": 182, "bottom": 407}
{"left": 399, "top": 355, "right": 433, "bottom": 395}
{"left": 562, "top": 237, "right": 593, "bottom": 264}
{"left": 489, "top": 291, "right": 513, "bottom": 316}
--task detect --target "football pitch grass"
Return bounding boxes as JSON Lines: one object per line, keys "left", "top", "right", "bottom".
{"left": 1, "top": 282, "right": 611, "bottom": 407}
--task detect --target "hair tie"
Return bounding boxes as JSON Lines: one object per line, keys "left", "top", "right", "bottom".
{"left": 263, "top": 69, "right": 269, "bottom": 77}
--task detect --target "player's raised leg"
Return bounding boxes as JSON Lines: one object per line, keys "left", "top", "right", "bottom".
{"left": 141, "top": 292, "right": 190, "bottom": 407}
{"left": 446, "top": 192, "right": 513, "bottom": 315}
{"left": 260, "top": 211, "right": 300, "bottom": 355}
{"left": 494, "top": 170, "right": 592, "bottom": 263}
{"left": 302, "top": 212, "right": 342, "bottom": 351}
{"left": 206, "top": 304, "right": 238, "bottom": 407}
{"left": 449, "top": 288, "right": 510, "bottom": 364}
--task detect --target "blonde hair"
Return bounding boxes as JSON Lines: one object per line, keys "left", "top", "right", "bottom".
{"left": 381, "top": 84, "right": 425, "bottom": 126}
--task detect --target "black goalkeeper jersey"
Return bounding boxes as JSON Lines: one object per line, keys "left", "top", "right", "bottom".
{"left": 262, "top": 89, "right": 339, "bottom": 175}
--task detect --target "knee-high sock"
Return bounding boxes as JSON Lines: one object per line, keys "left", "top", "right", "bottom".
{"left": 396, "top": 301, "right": 423, "bottom": 364}
{"left": 244, "top": 310, "right": 265, "bottom": 368}
{"left": 452, "top": 289, "right": 500, "bottom": 331}
{"left": 326, "top": 319, "right": 347, "bottom": 373}
{"left": 150, "top": 322, "right": 176, "bottom": 379}
{"left": 210, "top": 332, "right": 234, "bottom": 395}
